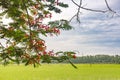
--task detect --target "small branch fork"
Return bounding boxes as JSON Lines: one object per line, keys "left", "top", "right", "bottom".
{"left": 22, "top": 0, "right": 33, "bottom": 50}
{"left": 22, "top": 0, "right": 32, "bottom": 39}
{"left": 70, "top": 0, "right": 119, "bottom": 23}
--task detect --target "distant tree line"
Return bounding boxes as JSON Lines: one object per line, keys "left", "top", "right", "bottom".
{"left": 69, "top": 55, "right": 120, "bottom": 64}
{"left": 1, "top": 54, "right": 120, "bottom": 65}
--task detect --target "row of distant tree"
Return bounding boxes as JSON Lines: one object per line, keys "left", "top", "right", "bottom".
{"left": 1, "top": 54, "right": 120, "bottom": 65}
{"left": 69, "top": 55, "right": 120, "bottom": 64}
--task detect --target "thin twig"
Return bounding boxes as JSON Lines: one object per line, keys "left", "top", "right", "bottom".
{"left": 22, "top": 0, "right": 33, "bottom": 50}
{"left": 71, "top": 0, "right": 107, "bottom": 13}
{"left": 76, "top": 0, "right": 82, "bottom": 23}
{"left": 105, "top": 0, "right": 116, "bottom": 13}
{"left": 22, "top": 0, "right": 32, "bottom": 42}
{"left": 0, "top": 42, "right": 4, "bottom": 48}
{"left": 69, "top": 14, "right": 77, "bottom": 22}
{"left": 81, "top": 7, "right": 107, "bottom": 13}
{"left": 105, "top": 0, "right": 111, "bottom": 11}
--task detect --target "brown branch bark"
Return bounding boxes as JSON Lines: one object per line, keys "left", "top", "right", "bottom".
{"left": 76, "top": 0, "right": 82, "bottom": 23}
{"left": 22, "top": 0, "right": 33, "bottom": 49}
{"left": 71, "top": 0, "right": 107, "bottom": 13}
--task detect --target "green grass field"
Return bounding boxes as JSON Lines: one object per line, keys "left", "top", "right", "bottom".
{"left": 0, "top": 64, "right": 120, "bottom": 80}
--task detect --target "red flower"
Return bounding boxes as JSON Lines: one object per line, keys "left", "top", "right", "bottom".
{"left": 37, "top": 40, "right": 44, "bottom": 45}
{"left": 45, "top": 13, "right": 52, "bottom": 18}
{"left": 49, "top": 13, "right": 52, "bottom": 18}
{"left": 33, "top": 11, "right": 37, "bottom": 15}
{"left": 35, "top": 18, "right": 43, "bottom": 23}
{"left": 24, "top": 34, "right": 29, "bottom": 38}
{"left": 34, "top": 4, "right": 39, "bottom": 9}
{"left": 53, "top": 27, "right": 60, "bottom": 35}
{"left": 30, "top": 20, "right": 36, "bottom": 25}
{"left": 43, "top": 51, "right": 47, "bottom": 55}
{"left": 48, "top": 50, "right": 54, "bottom": 56}
{"left": 55, "top": 0, "right": 59, "bottom": 5}
{"left": 8, "top": 27, "right": 14, "bottom": 31}
{"left": 72, "top": 55, "right": 77, "bottom": 59}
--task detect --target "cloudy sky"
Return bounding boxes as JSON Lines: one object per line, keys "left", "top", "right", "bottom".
{"left": 44, "top": 0, "right": 120, "bottom": 56}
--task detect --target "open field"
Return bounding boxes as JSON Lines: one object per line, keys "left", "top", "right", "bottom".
{"left": 0, "top": 64, "right": 120, "bottom": 80}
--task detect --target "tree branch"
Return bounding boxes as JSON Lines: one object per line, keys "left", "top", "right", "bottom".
{"left": 71, "top": 0, "right": 107, "bottom": 13}
{"left": 76, "top": 0, "right": 82, "bottom": 23}
{"left": 70, "top": 0, "right": 118, "bottom": 23}
{"left": 22, "top": 0, "right": 32, "bottom": 48}
{"left": 105, "top": 0, "right": 112, "bottom": 11}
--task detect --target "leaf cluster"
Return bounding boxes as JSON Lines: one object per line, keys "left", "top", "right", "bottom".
{"left": 0, "top": 0, "right": 76, "bottom": 68}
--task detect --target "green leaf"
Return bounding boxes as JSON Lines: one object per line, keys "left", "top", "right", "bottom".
{"left": 0, "top": 10, "right": 8, "bottom": 16}
{"left": 58, "top": 2, "right": 69, "bottom": 8}
{"left": 55, "top": 51, "right": 64, "bottom": 55}
{"left": 68, "top": 59, "right": 77, "bottom": 69}
{"left": 49, "top": 20, "right": 73, "bottom": 30}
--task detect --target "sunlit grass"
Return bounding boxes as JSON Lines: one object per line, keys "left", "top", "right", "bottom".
{"left": 0, "top": 64, "right": 120, "bottom": 80}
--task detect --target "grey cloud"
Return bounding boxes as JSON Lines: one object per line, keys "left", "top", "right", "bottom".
{"left": 68, "top": 12, "right": 120, "bottom": 48}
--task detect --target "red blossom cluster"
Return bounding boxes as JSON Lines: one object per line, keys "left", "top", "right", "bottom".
{"left": 38, "top": 50, "right": 54, "bottom": 56}
{"left": 29, "top": 39, "right": 46, "bottom": 52}
{"left": 72, "top": 54, "right": 77, "bottom": 59}
{"left": 67, "top": 53, "right": 77, "bottom": 59}
{"left": 23, "top": 3, "right": 61, "bottom": 36}
{"left": 55, "top": 0, "right": 59, "bottom": 5}
{"left": 38, "top": 24, "right": 60, "bottom": 35}
{"left": 20, "top": 1, "right": 62, "bottom": 64}
{"left": 22, "top": 53, "right": 41, "bottom": 64}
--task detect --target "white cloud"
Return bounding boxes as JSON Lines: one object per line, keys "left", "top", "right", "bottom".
{"left": 43, "top": 9, "right": 120, "bottom": 55}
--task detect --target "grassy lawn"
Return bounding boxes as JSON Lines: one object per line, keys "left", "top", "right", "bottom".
{"left": 0, "top": 64, "right": 120, "bottom": 80}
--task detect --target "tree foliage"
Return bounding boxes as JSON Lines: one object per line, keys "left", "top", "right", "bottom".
{"left": 0, "top": 0, "right": 76, "bottom": 67}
